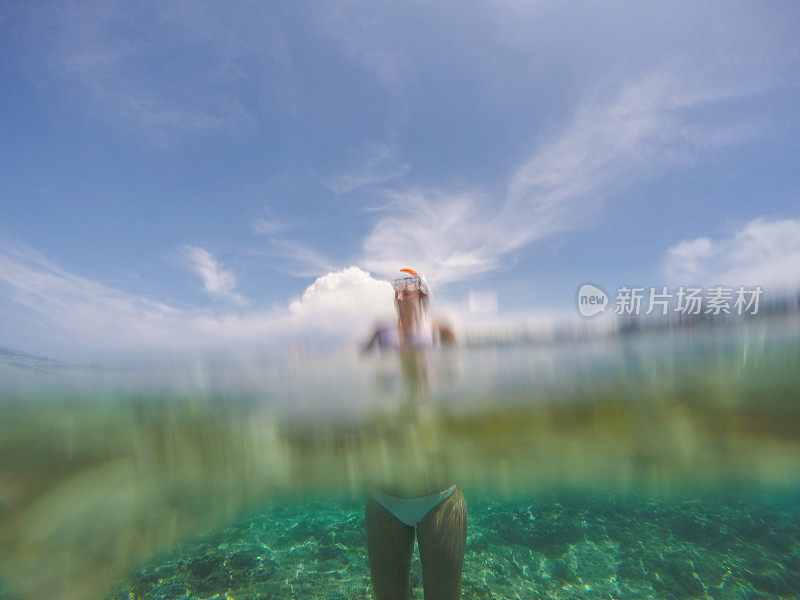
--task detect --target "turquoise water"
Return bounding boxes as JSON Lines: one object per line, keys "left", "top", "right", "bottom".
{"left": 104, "top": 491, "right": 800, "bottom": 600}
{"left": 1, "top": 314, "right": 799, "bottom": 599}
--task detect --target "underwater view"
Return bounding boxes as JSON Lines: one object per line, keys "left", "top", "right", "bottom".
{"left": 1, "top": 313, "right": 798, "bottom": 600}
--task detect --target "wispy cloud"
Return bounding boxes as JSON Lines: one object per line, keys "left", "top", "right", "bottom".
{"left": 270, "top": 240, "right": 340, "bottom": 277}
{"left": 182, "top": 246, "right": 246, "bottom": 305}
{"left": 325, "top": 143, "right": 410, "bottom": 194}
{"left": 252, "top": 217, "right": 286, "bottom": 236}
{"left": 664, "top": 217, "right": 800, "bottom": 292}
{"left": 311, "top": 4, "right": 410, "bottom": 92}
{"left": 360, "top": 68, "right": 763, "bottom": 285}
{"left": 23, "top": 1, "right": 295, "bottom": 140}
{"left": 360, "top": 188, "right": 499, "bottom": 285}
{"left": 0, "top": 242, "right": 392, "bottom": 358}
{"left": 0, "top": 244, "right": 187, "bottom": 352}
{"left": 248, "top": 239, "right": 341, "bottom": 279}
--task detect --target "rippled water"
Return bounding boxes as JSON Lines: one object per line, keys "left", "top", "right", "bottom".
{"left": 1, "top": 314, "right": 798, "bottom": 599}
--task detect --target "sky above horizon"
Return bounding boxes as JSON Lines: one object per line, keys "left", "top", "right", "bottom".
{"left": 2, "top": 1, "right": 799, "bottom": 360}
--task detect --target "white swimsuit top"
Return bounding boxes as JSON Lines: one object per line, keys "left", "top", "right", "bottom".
{"left": 376, "top": 320, "right": 434, "bottom": 350}
{"left": 405, "top": 319, "right": 434, "bottom": 349}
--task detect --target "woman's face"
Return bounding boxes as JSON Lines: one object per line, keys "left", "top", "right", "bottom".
{"left": 395, "top": 285, "right": 426, "bottom": 324}
{"left": 395, "top": 286, "right": 421, "bottom": 303}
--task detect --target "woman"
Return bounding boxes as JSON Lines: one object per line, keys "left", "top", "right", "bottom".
{"left": 363, "top": 269, "right": 466, "bottom": 600}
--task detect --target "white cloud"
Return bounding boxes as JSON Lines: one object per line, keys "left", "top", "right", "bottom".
{"left": 361, "top": 68, "right": 759, "bottom": 285}
{"left": 0, "top": 243, "right": 393, "bottom": 358}
{"left": 182, "top": 246, "right": 246, "bottom": 305}
{"left": 288, "top": 267, "right": 394, "bottom": 334}
{"left": 663, "top": 237, "right": 714, "bottom": 283}
{"left": 664, "top": 217, "right": 800, "bottom": 292}
{"left": 252, "top": 217, "right": 285, "bottom": 236}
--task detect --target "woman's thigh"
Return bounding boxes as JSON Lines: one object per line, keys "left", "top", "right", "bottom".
{"left": 365, "top": 496, "right": 416, "bottom": 600}
{"left": 416, "top": 488, "right": 467, "bottom": 600}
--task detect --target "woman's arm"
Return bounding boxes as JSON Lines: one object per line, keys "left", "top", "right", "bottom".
{"left": 436, "top": 321, "right": 456, "bottom": 345}
{"left": 362, "top": 328, "right": 381, "bottom": 353}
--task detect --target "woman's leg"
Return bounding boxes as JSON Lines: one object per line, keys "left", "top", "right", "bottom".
{"left": 366, "top": 495, "right": 416, "bottom": 600}
{"left": 416, "top": 488, "right": 467, "bottom": 600}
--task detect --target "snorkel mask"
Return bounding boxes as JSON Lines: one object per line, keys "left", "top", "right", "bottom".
{"left": 391, "top": 268, "right": 431, "bottom": 299}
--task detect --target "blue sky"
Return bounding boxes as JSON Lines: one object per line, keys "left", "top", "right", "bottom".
{"left": 1, "top": 1, "right": 799, "bottom": 359}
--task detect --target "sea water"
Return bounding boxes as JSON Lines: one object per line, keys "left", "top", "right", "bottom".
{"left": 1, "top": 314, "right": 798, "bottom": 599}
